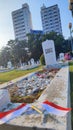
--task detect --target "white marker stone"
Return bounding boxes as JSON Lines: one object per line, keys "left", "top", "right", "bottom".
{"left": 42, "top": 40, "right": 56, "bottom": 65}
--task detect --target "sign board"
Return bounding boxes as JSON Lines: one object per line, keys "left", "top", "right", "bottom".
{"left": 42, "top": 40, "right": 56, "bottom": 65}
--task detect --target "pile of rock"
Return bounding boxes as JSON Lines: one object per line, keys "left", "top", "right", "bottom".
{"left": 7, "top": 68, "right": 59, "bottom": 103}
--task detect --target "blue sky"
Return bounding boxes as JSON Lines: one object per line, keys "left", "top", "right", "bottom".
{"left": 0, "top": 0, "right": 73, "bottom": 49}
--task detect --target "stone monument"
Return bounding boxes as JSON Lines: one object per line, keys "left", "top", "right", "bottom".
{"left": 42, "top": 40, "right": 56, "bottom": 66}
{"left": 7, "top": 61, "right": 12, "bottom": 69}
{"left": 59, "top": 53, "right": 64, "bottom": 61}
{"left": 0, "top": 89, "right": 10, "bottom": 111}
{"left": 30, "top": 58, "right": 35, "bottom": 66}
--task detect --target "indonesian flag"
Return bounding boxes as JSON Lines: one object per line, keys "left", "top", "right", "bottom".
{"left": 0, "top": 103, "right": 30, "bottom": 125}
{"left": 42, "top": 100, "right": 71, "bottom": 116}
{"left": 0, "top": 101, "right": 72, "bottom": 125}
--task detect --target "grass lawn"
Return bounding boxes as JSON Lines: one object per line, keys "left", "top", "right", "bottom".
{"left": 69, "top": 61, "right": 73, "bottom": 129}
{"left": 0, "top": 65, "right": 43, "bottom": 84}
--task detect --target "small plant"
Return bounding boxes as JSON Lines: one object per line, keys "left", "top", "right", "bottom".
{"left": 40, "top": 54, "right": 45, "bottom": 65}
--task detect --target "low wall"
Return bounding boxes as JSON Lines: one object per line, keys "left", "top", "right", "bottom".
{"left": 66, "top": 67, "right": 71, "bottom": 130}
{"left": 0, "top": 124, "right": 55, "bottom": 130}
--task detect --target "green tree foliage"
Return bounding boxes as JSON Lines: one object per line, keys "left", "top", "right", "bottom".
{"left": 62, "top": 39, "right": 71, "bottom": 53}
{"left": 0, "top": 31, "right": 70, "bottom": 67}
{"left": 0, "top": 39, "right": 30, "bottom": 67}
{"left": 8, "top": 40, "right": 30, "bottom": 65}
{"left": 27, "top": 33, "right": 43, "bottom": 61}
{"left": 0, "top": 46, "right": 11, "bottom": 67}
{"left": 42, "top": 31, "right": 65, "bottom": 57}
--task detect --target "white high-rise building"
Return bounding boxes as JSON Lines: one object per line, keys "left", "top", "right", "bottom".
{"left": 12, "top": 3, "right": 33, "bottom": 41}
{"left": 41, "top": 4, "right": 62, "bottom": 35}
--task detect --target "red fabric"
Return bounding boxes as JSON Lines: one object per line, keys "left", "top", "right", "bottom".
{"left": 43, "top": 100, "right": 71, "bottom": 111}
{"left": 0, "top": 103, "right": 26, "bottom": 119}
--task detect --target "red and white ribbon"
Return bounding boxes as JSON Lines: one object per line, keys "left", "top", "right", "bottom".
{"left": 0, "top": 103, "right": 30, "bottom": 124}
{"left": 0, "top": 100, "right": 72, "bottom": 124}
{"left": 42, "top": 100, "right": 71, "bottom": 116}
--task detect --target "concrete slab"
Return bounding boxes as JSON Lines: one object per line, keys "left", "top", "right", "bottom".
{"left": 4, "top": 66, "right": 71, "bottom": 130}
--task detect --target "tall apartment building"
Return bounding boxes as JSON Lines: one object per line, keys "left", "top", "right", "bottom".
{"left": 41, "top": 4, "right": 62, "bottom": 35}
{"left": 12, "top": 3, "right": 33, "bottom": 41}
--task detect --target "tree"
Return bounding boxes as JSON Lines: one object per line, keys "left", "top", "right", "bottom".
{"left": 27, "top": 33, "right": 43, "bottom": 61}
{"left": 0, "top": 46, "right": 11, "bottom": 67}
{"left": 7, "top": 39, "right": 29, "bottom": 66}
{"left": 0, "top": 31, "right": 67, "bottom": 67}
{"left": 42, "top": 32, "right": 65, "bottom": 57}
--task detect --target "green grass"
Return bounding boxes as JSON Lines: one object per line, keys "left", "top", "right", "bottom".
{"left": 69, "top": 61, "right": 73, "bottom": 129}
{"left": 0, "top": 65, "right": 43, "bottom": 84}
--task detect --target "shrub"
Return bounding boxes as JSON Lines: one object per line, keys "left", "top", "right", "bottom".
{"left": 40, "top": 54, "right": 45, "bottom": 65}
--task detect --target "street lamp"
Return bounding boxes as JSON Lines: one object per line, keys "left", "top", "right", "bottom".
{"left": 69, "top": 22, "right": 73, "bottom": 51}
{"left": 69, "top": 0, "right": 73, "bottom": 16}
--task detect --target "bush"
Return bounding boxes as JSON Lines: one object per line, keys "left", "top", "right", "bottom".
{"left": 40, "top": 54, "right": 45, "bottom": 65}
